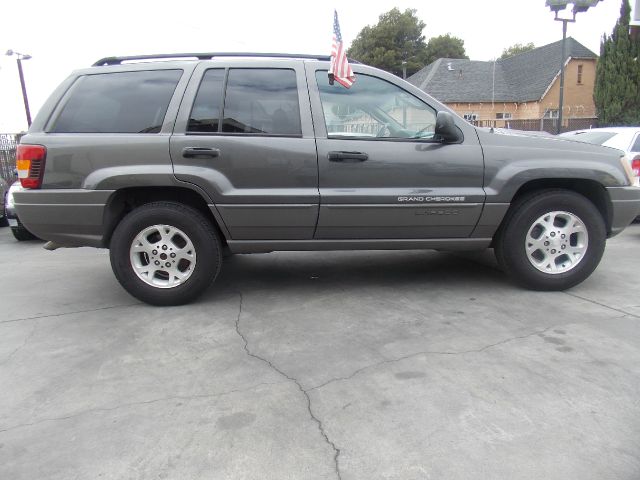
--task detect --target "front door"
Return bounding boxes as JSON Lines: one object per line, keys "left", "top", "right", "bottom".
{"left": 306, "top": 65, "right": 485, "bottom": 239}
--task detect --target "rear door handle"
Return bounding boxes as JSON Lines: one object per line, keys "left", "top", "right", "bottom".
{"left": 327, "top": 151, "right": 369, "bottom": 162}
{"left": 182, "top": 147, "right": 220, "bottom": 158}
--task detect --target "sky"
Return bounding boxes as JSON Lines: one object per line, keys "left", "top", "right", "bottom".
{"left": 0, "top": 0, "right": 626, "bottom": 132}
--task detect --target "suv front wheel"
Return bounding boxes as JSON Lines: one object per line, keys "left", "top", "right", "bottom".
{"left": 110, "top": 202, "right": 222, "bottom": 305}
{"left": 495, "top": 190, "right": 606, "bottom": 291}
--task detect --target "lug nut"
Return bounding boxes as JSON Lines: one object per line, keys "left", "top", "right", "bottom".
{"left": 152, "top": 249, "right": 157, "bottom": 255}
{"left": 550, "top": 232, "right": 556, "bottom": 237}
{"left": 165, "top": 262, "right": 171, "bottom": 267}
{"left": 561, "top": 234, "right": 566, "bottom": 239}
{"left": 544, "top": 241, "right": 550, "bottom": 246}
{"left": 155, "top": 260, "right": 160, "bottom": 265}
{"left": 561, "top": 245, "right": 566, "bottom": 250}
{"left": 551, "top": 249, "right": 556, "bottom": 254}
{"left": 162, "top": 245, "right": 168, "bottom": 250}
{"left": 170, "top": 253, "right": 176, "bottom": 258}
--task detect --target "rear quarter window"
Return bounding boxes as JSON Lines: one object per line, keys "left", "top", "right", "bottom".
{"left": 51, "top": 70, "right": 182, "bottom": 134}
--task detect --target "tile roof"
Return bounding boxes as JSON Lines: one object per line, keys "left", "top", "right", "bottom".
{"left": 407, "top": 37, "right": 597, "bottom": 103}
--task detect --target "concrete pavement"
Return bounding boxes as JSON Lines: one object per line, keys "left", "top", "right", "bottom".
{"left": 1, "top": 226, "right": 639, "bottom": 479}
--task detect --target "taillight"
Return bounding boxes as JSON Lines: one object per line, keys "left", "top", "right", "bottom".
{"left": 632, "top": 155, "right": 640, "bottom": 178}
{"left": 16, "top": 144, "right": 46, "bottom": 189}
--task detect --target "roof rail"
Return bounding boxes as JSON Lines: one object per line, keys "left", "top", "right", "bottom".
{"left": 92, "top": 52, "right": 358, "bottom": 67}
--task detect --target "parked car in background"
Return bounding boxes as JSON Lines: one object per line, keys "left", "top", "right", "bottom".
{"left": 0, "top": 177, "right": 7, "bottom": 227}
{"left": 560, "top": 127, "right": 640, "bottom": 159}
{"left": 5, "top": 180, "right": 38, "bottom": 241}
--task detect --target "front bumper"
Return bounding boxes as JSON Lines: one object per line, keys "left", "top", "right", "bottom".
{"left": 13, "top": 189, "right": 114, "bottom": 247}
{"left": 607, "top": 186, "right": 640, "bottom": 237}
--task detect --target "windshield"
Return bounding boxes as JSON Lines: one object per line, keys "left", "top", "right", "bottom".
{"left": 564, "top": 131, "right": 617, "bottom": 145}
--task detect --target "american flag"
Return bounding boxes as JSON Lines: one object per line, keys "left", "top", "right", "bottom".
{"left": 329, "top": 10, "right": 355, "bottom": 88}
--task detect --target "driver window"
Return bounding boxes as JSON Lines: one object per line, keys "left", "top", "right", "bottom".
{"left": 315, "top": 71, "right": 436, "bottom": 139}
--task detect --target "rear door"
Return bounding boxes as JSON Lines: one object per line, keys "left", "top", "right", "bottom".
{"left": 170, "top": 60, "right": 318, "bottom": 240}
{"left": 306, "top": 63, "right": 485, "bottom": 239}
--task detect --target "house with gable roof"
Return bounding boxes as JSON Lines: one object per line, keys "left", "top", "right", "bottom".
{"left": 407, "top": 38, "right": 598, "bottom": 128}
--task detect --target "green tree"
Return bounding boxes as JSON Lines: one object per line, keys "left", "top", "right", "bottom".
{"left": 347, "top": 8, "right": 429, "bottom": 77}
{"left": 594, "top": 0, "right": 640, "bottom": 125}
{"left": 424, "top": 34, "right": 468, "bottom": 65}
{"left": 499, "top": 42, "right": 535, "bottom": 59}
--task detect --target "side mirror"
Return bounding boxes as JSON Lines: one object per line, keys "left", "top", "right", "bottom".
{"left": 435, "top": 111, "right": 463, "bottom": 143}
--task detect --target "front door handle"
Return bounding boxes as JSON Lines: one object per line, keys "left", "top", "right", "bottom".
{"left": 182, "top": 147, "right": 220, "bottom": 158}
{"left": 327, "top": 151, "right": 369, "bottom": 162}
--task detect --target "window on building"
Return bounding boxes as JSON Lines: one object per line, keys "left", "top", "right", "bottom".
{"left": 577, "top": 65, "right": 583, "bottom": 84}
{"left": 463, "top": 113, "right": 478, "bottom": 122}
{"left": 52, "top": 70, "right": 183, "bottom": 133}
{"left": 222, "top": 69, "right": 301, "bottom": 136}
{"left": 496, "top": 112, "right": 513, "bottom": 120}
{"left": 544, "top": 109, "right": 559, "bottom": 119}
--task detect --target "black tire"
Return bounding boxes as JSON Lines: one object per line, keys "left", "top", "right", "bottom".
{"left": 0, "top": 193, "right": 8, "bottom": 227}
{"left": 11, "top": 219, "right": 38, "bottom": 241}
{"left": 495, "top": 189, "right": 606, "bottom": 291}
{"left": 109, "top": 202, "right": 222, "bottom": 306}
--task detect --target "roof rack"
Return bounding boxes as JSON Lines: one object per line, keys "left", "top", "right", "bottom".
{"left": 92, "top": 52, "right": 357, "bottom": 67}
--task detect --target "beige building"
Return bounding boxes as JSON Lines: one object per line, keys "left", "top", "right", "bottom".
{"left": 408, "top": 38, "right": 598, "bottom": 129}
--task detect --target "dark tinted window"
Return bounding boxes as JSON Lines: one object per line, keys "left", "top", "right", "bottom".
{"left": 222, "top": 69, "right": 301, "bottom": 135}
{"left": 188, "top": 69, "right": 225, "bottom": 133}
{"left": 52, "top": 70, "right": 182, "bottom": 133}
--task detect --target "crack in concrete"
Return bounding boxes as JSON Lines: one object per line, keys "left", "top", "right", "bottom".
{"left": 234, "top": 292, "right": 342, "bottom": 480}
{"left": 562, "top": 291, "right": 640, "bottom": 319}
{"left": 0, "top": 320, "right": 39, "bottom": 367}
{"left": 0, "top": 381, "right": 283, "bottom": 435}
{"left": 0, "top": 303, "right": 142, "bottom": 325}
{"left": 308, "top": 325, "right": 556, "bottom": 392}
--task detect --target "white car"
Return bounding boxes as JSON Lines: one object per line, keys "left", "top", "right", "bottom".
{"left": 560, "top": 127, "right": 640, "bottom": 159}
{"left": 5, "top": 180, "right": 38, "bottom": 241}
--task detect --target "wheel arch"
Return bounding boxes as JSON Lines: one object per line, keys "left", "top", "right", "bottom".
{"left": 102, "top": 186, "right": 228, "bottom": 248}
{"left": 507, "top": 178, "right": 612, "bottom": 234}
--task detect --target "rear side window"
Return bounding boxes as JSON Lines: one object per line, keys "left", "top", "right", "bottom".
{"left": 222, "top": 69, "right": 301, "bottom": 136}
{"left": 631, "top": 134, "right": 640, "bottom": 153}
{"left": 52, "top": 70, "right": 182, "bottom": 133}
{"left": 188, "top": 69, "right": 225, "bottom": 133}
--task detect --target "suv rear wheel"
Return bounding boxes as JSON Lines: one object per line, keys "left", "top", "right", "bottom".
{"left": 495, "top": 190, "right": 606, "bottom": 290}
{"left": 110, "top": 202, "right": 222, "bottom": 305}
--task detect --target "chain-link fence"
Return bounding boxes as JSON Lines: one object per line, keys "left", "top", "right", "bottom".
{"left": 0, "top": 133, "right": 20, "bottom": 182}
{"left": 472, "top": 117, "right": 598, "bottom": 134}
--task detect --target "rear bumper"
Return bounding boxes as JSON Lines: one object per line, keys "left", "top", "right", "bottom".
{"left": 13, "top": 189, "right": 114, "bottom": 247}
{"left": 607, "top": 186, "right": 640, "bottom": 237}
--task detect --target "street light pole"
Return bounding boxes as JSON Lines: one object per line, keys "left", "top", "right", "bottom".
{"left": 16, "top": 57, "right": 32, "bottom": 127}
{"left": 556, "top": 16, "right": 570, "bottom": 134}
{"left": 5, "top": 50, "right": 33, "bottom": 128}
{"left": 546, "top": 0, "right": 601, "bottom": 134}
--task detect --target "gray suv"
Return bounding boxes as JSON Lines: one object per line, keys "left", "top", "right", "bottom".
{"left": 13, "top": 53, "right": 640, "bottom": 305}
